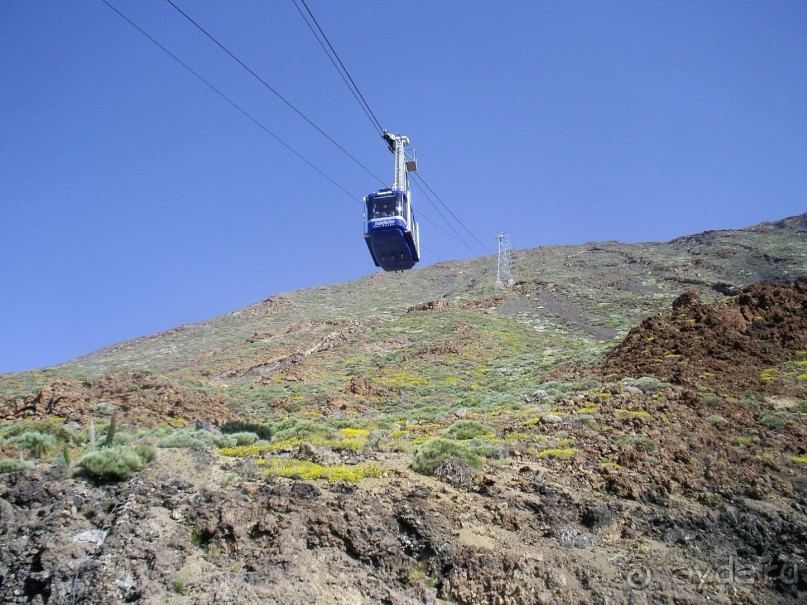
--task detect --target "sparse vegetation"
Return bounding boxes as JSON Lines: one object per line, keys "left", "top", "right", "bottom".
{"left": 218, "top": 443, "right": 274, "bottom": 457}
{"left": 614, "top": 409, "right": 651, "bottom": 418}
{"left": 537, "top": 448, "right": 578, "bottom": 460}
{"left": 257, "top": 458, "right": 382, "bottom": 482}
{"left": 0, "top": 219, "right": 804, "bottom": 605}
{"left": 622, "top": 377, "right": 670, "bottom": 393}
{"left": 408, "top": 561, "right": 436, "bottom": 588}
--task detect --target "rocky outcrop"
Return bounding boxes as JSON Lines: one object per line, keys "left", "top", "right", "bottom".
{"left": 600, "top": 279, "right": 807, "bottom": 395}
{"left": 1, "top": 371, "right": 236, "bottom": 426}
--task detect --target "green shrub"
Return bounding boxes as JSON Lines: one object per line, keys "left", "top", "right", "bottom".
{"left": 442, "top": 420, "right": 494, "bottom": 441}
{"left": 230, "top": 432, "right": 258, "bottom": 446}
{"left": 327, "top": 417, "right": 372, "bottom": 430}
{"left": 577, "top": 378, "right": 603, "bottom": 391}
{"left": 220, "top": 421, "right": 272, "bottom": 440}
{"left": 270, "top": 418, "right": 334, "bottom": 442}
{"left": 739, "top": 390, "right": 765, "bottom": 409}
{"left": 739, "top": 397, "right": 760, "bottom": 409}
{"left": 0, "top": 458, "right": 35, "bottom": 473}
{"left": 706, "top": 415, "right": 727, "bottom": 425}
{"left": 635, "top": 437, "right": 657, "bottom": 452}
{"left": 4, "top": 420, "right": 79, "bottom": 444}
{"left": 411, "top": 438, "right": 483, "bottom": 476}
{"left": 742, "top": 390, "right": 765, "bottom": 402}
{"left": 760, "top": 412, "right": 785, "bottom": 431}
{"left": 623, "top": 377, "right": 670, "bottom": 394}
{"left": 213, "top": 434, "right": 238, "bottom": 448}
{"left": 408, "top": 561, "right": 436, "bottom": 588}
{"left": 111, "top": 431, "right": 137, "bottom": 446}
{"left": 78, "top": 445, "right": 156, "bottom": 481}
{"left": 616, "top": 435, "right": 656, "bottom": 452}
{"left": 701, "top": 394, "right": 722, "bottom": 408}
{"left": 4, "top": 431, "right": 57, "bottom": 458}
{"left": 157, "top": 430, "right": 214, "bottom": 449}
{"left": 136, "top": 445, "right": 157, "bottom": 463}
{"left": 465, "top": 438, "right": 504, "bottom": 458}
{"left": 530, "top": 381, "right": 577, "bottom": 404}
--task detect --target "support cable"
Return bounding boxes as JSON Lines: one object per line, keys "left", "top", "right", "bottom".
{"left": 411, "top": 179, "right": 477, "bottom": 255}
{"left": 291, "top": 0, "right": 383, "bottom": 136}
{"left": 99, "top": 0, "right": 358, "bottom": 203}
{"left": 412, "top": 173, "right": 494, "bottom": 253}
{"left": 413, "top": 206, "right": 470, "bottom": 247}
{"left": 164, "top": 0, "right": 385, "bottom": 186}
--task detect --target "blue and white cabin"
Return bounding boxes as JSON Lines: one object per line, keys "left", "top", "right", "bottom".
{"left": 364, "top": 187, "right": 420, "bottom": 272}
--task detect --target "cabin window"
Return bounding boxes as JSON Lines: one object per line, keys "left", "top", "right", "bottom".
{"left": 369, "top": 194, "right": 405, "bottom": 219}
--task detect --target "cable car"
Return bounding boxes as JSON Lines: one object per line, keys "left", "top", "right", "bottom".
{"left": 364, "top": 188, "right": 420, "bottom": 271}
{"left": 364, "top": 131, "right": 420, "bottom": 272}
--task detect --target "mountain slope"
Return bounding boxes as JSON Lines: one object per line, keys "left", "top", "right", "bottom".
{"left": 0, "top": 214, "right": 805, "bottom": 605}
{"left": 3, "top": 213, "right": 806, "bottom": 413}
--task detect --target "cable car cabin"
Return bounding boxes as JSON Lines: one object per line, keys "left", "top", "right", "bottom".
{"left": 364, "top": 188, "right": 420, "bottom": 271}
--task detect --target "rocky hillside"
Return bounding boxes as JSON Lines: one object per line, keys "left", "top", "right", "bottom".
{"left": 3, "top": 213, "right": 805, "bottom": 414}
{"left": 0, "top": 214, "right": 805, "bottom": 604}
{"left": 601, "top": 279, "right": 807, "bottom": 396}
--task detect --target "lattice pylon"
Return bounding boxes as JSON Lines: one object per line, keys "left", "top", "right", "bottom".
{"left": 495, "top": 233, "right": 513, "bottom": 288}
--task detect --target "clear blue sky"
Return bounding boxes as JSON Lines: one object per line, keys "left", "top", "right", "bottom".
{"left": 1, "top": 1, "right": 805, "bottom": 373}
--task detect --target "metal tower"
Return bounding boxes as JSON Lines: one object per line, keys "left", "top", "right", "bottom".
{"left": 382, "top": 130, "right": 417, "bottom": 191}
{"left": 495, "top": 233, "right": 513, "bottom": 288}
